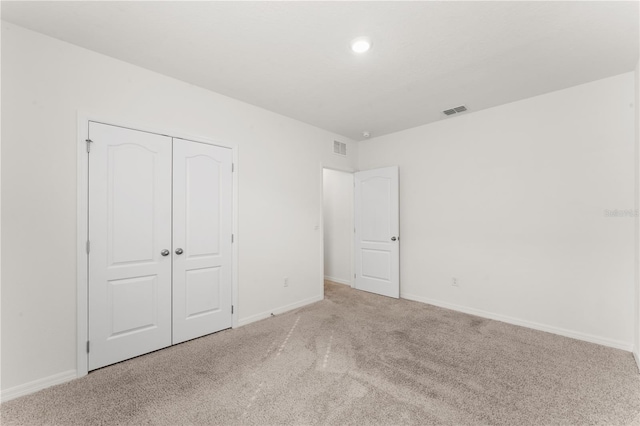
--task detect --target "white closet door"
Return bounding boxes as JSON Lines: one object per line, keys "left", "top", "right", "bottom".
{"left": 88, "top": 122, "right": 172, "bottom": 370}
{"left": 172, "top": 138, "right": 233, "bottom": 344}
{"left": 354, "top": 166, "right": 400, "bottom": 298}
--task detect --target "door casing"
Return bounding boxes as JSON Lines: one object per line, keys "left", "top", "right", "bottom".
{"left": 76, "top": 112, "right": 239, "bottom": 378}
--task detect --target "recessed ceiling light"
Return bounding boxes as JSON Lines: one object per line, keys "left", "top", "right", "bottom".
{"left": 350, "top": 37, "right": 372, "bottom": 53}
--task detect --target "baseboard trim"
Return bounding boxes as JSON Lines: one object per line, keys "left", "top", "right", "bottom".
{"left": 237, "top": 294, "right": 324, "bottom": 327}
{"left": 634, "top": 351, "right": 640, "bottom": 374}
{"left": 1, "top": 369, "right": 77, "bottom": 402}
{"left": 324, "top": 276, "right": 351, "bottom": 286}
{"left": 401, "top": 292, "right": 633, "bottom": 352}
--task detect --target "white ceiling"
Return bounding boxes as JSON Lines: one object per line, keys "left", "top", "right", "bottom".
{"left": 2, "top": 1, "right": 638, "bottom": 141}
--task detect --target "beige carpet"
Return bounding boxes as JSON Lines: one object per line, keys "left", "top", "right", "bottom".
{"left": 2, "top": 281, "right": 640, "bottom": 425}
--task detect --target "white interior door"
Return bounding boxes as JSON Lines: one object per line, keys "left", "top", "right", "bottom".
{"left": 88, "top": 122, "right": 172, "bottom": 370}
{"left": 172, "top": 138, "right": 233, "bottom": 344}
{"left": 354, "top": 166, "right": 400, "bottom": 298}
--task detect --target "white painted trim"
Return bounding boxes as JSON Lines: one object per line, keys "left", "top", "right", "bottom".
{"left": 76, "top": 114, "right": 89, "bottom": 379}
{"left": 1, "top": 370, "right": 77, "bottom": 402}
{"left": 324, "top": 276, "right": 351, "bottom": 285}
{"left": 76, "top": 111, "right": 240, "bottom": 378}
{"left": 237, "top": 294, "right": 323, "bottom": 327}
{"left": 634, "top": 351, "right": 640, "bottom": 374}
{"left": 401, "top": 292, "right": 633, "bottom": 352}
{"left": 231, "top": 146, "right": 239, "bottom": 329}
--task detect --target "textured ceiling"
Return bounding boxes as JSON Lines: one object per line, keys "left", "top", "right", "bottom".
{"left": 2, "top": 1, "right": 638, "bottom": 141}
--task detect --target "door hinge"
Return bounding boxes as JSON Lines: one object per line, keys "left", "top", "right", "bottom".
{"left": 86, "top": 240, "right": 90, "bottom": 254}
{"left": 232, "top": 163, "right": 235, "bottom": 172}
{"left": 354, "top": 274, "right": 356, "bottom": 278}
{"left": 231, "top": 234, "right": 234, "bottom": 243}
{"left": 86, "top": 341, "right": 90, "bottom": 353}
{"left": 86, "top": 138, "right": 93, "bottom": 153}
{"left": 231, "top": 305, "right": 234, "bottom": 314}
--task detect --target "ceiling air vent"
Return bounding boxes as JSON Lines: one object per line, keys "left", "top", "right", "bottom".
{"left": 442, "top": 105, "right": 468, "bottom": 116}
{"left": 333, "top": 140, "right": 347, "bottom": 156}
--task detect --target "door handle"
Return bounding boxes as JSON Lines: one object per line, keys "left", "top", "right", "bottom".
{"left": 161, "top": 249, "right": 170, "bottom": 256}
{"left": 175, "top": 248, "right": 184, "bottom": 255}
{"left": 391, "top": 236, "right": 397, "bottom": 241}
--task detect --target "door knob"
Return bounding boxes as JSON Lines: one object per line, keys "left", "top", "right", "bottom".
{"left": 175, "top": 248, "right": 184, "bottom": 255}
{"left": 391, "top": 236, "right": 397, "bottom": 241}
{"left": 161, "top": 249, "right": 170, "bottom": 256}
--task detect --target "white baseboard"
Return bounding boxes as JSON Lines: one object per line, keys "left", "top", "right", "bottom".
{"left": 324, "top": 276, "right": 351, "bottom": 286}
{"left": 237, "top": 294, "right": 324, "bottom": 327}
{"left": 634, "top": 351, "right": 640, "bottom": 374}
{"left": 1, "top": 369, "right": 77, "bottom": 403}
{"left": 401, "top": 292, "right": 633, "bottom": 352}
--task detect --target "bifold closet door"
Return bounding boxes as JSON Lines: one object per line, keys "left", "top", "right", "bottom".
{"left": 88, "top": 122, "right": 173, "bottom": 371}
{"left": 172, "top": 138, "right": 233, "bottom": 344}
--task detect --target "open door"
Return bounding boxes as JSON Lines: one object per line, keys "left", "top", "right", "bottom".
{"left": 354, "top": 166, "right": 399, "bottom": 298}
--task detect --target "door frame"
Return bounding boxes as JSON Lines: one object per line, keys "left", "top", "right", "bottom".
{"left": 76, "top": 112, "right": 240, "bottom": 378}
{"left": 319, "top": 164, "right": 356, "bottom": 293}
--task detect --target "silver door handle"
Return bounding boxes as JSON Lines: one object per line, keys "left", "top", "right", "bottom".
{"left": 161, "top": 249, "right": 170, "bottom": 256}
{"left": 175, "top": 248, "right": 184, "bottom": 255}
{"left": 391, "top": 236, "right": 397, "bottom": 241}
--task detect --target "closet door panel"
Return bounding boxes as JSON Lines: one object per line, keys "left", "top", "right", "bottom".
{"left": 172, "top": 138, "right": 233, "bottom": 344}
{"left": 88, "top": 122, "right": 172, "bottom": 370}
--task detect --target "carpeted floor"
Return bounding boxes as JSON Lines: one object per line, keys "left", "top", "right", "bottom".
{"left": 2, "top": 281, "right": 640, "bottom": 425}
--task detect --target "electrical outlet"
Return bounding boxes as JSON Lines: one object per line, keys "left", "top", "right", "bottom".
{"left": 452, "top": 277, "right": 459, "bottom": 287}
{"left": 284, "top": 277, "right": 289, "bottom": 287}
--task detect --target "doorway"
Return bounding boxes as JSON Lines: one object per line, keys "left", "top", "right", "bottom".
{"left": 322, "top": 166, "right": 400, "bottom": 298}
{"left": 322, "top": 169, "right": 354, "bottom": 287}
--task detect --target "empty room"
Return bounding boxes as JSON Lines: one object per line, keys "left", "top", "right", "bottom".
{"left": 1, "top": 1, "right": 640, "bottom": 425}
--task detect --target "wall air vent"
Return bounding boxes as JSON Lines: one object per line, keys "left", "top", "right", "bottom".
{"left": 333, "top": 140, "right": 347, "bottom": 156}
{"left": 442, "top": 105, "right": 468, "bottom": 116}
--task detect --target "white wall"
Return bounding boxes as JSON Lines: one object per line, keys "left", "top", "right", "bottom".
{"left": 0, "top": 22, "right": 357, "bottom": 394}
{"left": 323, "top": 169, "right": 353, "bottom": 285}
{"left": 359, "top": 73, "right": 636, "bottom": 350}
